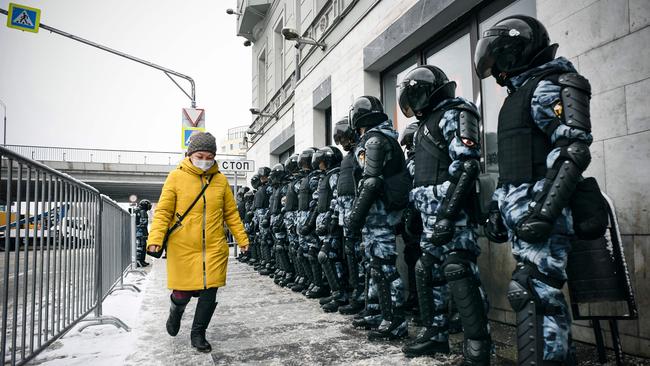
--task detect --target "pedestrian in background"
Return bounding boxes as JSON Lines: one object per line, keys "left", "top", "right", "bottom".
{"left": 147, "top": 132, "right": 249, "bottom": 353}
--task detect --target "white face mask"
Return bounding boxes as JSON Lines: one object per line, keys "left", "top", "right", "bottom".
{"left": 191, "top": 158, "right": 215, "bottom": 171}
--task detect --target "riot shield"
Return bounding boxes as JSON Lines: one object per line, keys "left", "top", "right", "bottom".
{"left": 566, "top": 192, "right": 637, "bottom": 365}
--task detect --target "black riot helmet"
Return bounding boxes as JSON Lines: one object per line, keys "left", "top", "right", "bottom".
{"left": 398, "top": 65, "right": 456, "bottom": 119}
{"left": 333, "top": 116, "right": 356, "bottom": 152}
{"left": 349, "top": 96, "right": 388, "bottom": 130}
{"left": 312, "top": 145, "right": 343, "bottom": 171}
{"left": 284, "top": 154, "right": 300, "bottom": 175}
{"left": 298, "top": 148, "right": 318, "bottom": 171}
{"left": 257, "top": 166, "right": 271, "bottom": 178}
{"left": 474, "top": 15, "right": 558, "bottom": 86}
{"left": 250, "top": 174, "right": 260, "bottom": 189}
{"left": 400, "top": 122, "right": 419, "bottom": 150}
{"left": 138, "top": 199, "right": 152, "bottom": 211}
{"left": 269, "top": 163, "right": 285, "bottom": 184}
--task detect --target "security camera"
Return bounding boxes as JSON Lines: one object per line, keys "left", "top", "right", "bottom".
{"left": 249, "top": 108, "right": 261, "bottom": 115}
{"left": 247, "top": 128, "right": 256, "bottom": 135}
{"left": 226, "top": 8, "right": 241, "bottom": 15}
{"left": 243, "top": 40, "right": 252, "bottom": 47}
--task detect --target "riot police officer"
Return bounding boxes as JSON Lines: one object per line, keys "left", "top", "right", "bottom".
{"left": 475, "top": 15, "right": 592, "bottom": 365}
{"left": 398, "top": 65, "right": 491, "bottom": 364}
{"left": 236, "top": 187, "right": 251, "bottom": 262}
{"left": 398, "top": 122, "right": 422, "bottom": 316}
{"left": 242, "top": 188, "right": 256, "bottom": 264}
{"left": 281, "top": 154, "right": 303, "bottom": 288}
{"left": 254, "top": 167, "right": 274, "bottom": 275}
{"left": 247, "top": 174, "right": 261, "bottom": 266}
{"left": 346, "top": 96, "right": 410, "bottom": 341}
{"left": 136, "top": 199, "right": 152, "bottom": 267}
{"left": 297, "top": 148, "right": 328, "bottom": 298}
{"left": 313, "top": 145, "right": 346, "bottom": 312}
{"left": 266, "top": 163, "right": 291, "bottom": 285}
{"left": 332, "top": 118, "right": 367, "bottom": 316}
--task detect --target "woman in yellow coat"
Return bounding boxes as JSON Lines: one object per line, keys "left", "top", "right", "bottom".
{"left": 147, "top": 132, "right": 249, "bottom": 353}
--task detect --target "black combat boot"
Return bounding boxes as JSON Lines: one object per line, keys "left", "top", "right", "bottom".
{"left": 166, "top": 295, "right": 189, "bottom": 337}
{"left": 191, "top": 293, "right": 218, "bottom": 353}
{"left": 338, "top": 299, "right": 364, "bottom": 315}
{"left": 402, "top": 327, "right": 450, "bottom": 358}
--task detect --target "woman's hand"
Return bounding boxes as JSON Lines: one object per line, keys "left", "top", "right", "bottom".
{"left": 147, "top": 245, "right": 161, "bottom": 253}
{"left": 239, "top": 245, "right": 249, "bottom": 253}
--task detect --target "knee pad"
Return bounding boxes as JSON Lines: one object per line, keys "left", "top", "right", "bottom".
{"left": 442, "top": 252, "right": 474, "bottom": 282}
{"left": 317, "top": 250, "right": 328, "bottom": 264}
{"left": 307, "top": 246, "right": 319, "bottom": 259}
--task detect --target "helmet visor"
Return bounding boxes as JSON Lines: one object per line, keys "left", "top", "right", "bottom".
{"left": 398, "top": 81, "right": 432, "bottom": 117}
{"left": 474, "top": 35, "right": 498, "bottom": 79}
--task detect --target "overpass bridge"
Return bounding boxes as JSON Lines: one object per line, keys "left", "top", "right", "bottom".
{"left": 4, "top": 145, "right": 249, "bottom": 202}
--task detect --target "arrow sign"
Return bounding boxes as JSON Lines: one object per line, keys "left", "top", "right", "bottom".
{"left": 7, "top": 3, "right": 41, "bottom": 33}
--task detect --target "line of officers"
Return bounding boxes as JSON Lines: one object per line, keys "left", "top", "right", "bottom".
{"left": 236, "top": 16, "right": 594, "bottom": 366}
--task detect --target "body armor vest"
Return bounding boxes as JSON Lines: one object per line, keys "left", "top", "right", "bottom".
{"left": 413, "top": 108, "right": 452, "bottom": 187}
{"left": 498, "top": 71, "right": 557, "bottom": 186}
{"left": 253, "top": 184, "right": 270, "bottom": 209}
{"left": 298, "top": 174, "right": 313, "bottom": 211}
{"left": 337, "top": 152, "right": 360, "bottom": 197}
{"left": 317, "top": 168, "right": 340, "bottom": 213}
{"left": 284, "top": 178, "right": 299, "bottom": 211}
{"left": 269, "top": 185, "right": 283, "bottom": 215}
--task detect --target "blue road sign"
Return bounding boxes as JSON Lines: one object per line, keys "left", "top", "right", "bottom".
{"left": 182, "top": 126, "right": 205, "bottom": 150}
{"left": 7, "top": 3, "right": 41, "bottom": 33}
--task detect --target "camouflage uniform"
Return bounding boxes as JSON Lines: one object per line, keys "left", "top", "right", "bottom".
{"left": 254, "top": 183, "right": 273, "bottom": 267}
{"left": 409, "top": 98, "right": 488, "bottom": 343}
{"left": 353, "top": 120, "right": 407, "bottom": 337}
{"left": 297, "top": 170, "right": 324, "bottom": 290}
{"left": 493, "top": 58, "right": 592, "bottom": 361}
{"left": 135, "top": 207, "right": 149, "bottom": 262}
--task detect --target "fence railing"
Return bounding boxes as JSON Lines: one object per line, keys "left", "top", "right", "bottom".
{"left": 4, "top": 144, "right": 244, "bottom": 166}
{"left": 0, "top": 146, "right": 139, "bottom": 366}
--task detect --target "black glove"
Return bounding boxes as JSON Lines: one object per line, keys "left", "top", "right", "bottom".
{"left": 404, "top": 205, "right": 423, "bottom": 237}
{"left": 515, "top": 213, "right": 553, "bottom": 243}
{"left": 484, "top": 200, "right": 508, "bottom": 243}
{"left": 261, "top": 217, "right": 270, "bottom": 229}
{"left": 328, "top": 216, "right": 341, "bottom": 236}
{"left": 429, "top": 218, "right": 455, "bottom": 246}
{"left": 272, "top": 218, "right": 284, "bottom": 233}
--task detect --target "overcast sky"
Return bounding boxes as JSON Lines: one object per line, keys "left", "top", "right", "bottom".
{"left": 0, "top": 0, "right": 251, "bottom": 152}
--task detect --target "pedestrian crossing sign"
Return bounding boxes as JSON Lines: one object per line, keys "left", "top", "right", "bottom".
{"left": 7, "top": 3, "right": 41, "bottom": 33}
{"left": 182, "top": 126, "right": 206, "bottom": 150}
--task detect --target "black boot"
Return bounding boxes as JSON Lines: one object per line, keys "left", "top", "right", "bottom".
{"left": 191, "top": 291, "right": 218, "bottom": 353}
{"left": 338, "top": 299, "right": 364, "bottom": 315}
{"left": 166, "top": 295, "right": 189, "bottom": 337}
{"left": 402, "top": 327, "right": 450, "bottom": 358}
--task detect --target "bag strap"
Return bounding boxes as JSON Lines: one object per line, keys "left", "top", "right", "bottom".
{"left": 167, "top": 174, "right": 214, "bottom": 236}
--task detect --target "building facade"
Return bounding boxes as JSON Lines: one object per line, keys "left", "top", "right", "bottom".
{"left": 220, "top": 125, "right": 248, "bottom": 155}
{"left": 236, "top": 0, "right": 650, "bottom": 357}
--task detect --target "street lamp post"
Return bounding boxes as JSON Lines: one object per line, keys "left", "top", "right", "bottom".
{"left": 0, "top": 99, "right": 6, "bottom": 146}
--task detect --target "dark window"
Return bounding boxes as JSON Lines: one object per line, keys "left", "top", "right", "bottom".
{"left": 279, "top": 146, "right": 295, "bottom": 164}
{"left": 380, "top": 0, "right": 536, "bottom": 172}
{"left": 325, "top": 107, "right": 332, "bottom": 146}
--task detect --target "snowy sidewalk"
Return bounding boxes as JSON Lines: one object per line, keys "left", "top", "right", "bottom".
{"left": 28, "top": 250, "right": 462, "bottom": 366}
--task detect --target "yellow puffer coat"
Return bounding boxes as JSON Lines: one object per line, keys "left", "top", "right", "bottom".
{"left": 148, "top": 158, "right": 249, "bottom": 290}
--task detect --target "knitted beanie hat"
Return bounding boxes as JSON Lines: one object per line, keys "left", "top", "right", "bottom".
{"left": 187, "top": 132, "right": 217, "bottom": 155}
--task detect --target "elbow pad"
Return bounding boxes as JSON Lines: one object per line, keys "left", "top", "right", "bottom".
{"left": 346, "top": 177, "right": 381, "bottom": 231}
{"left": 438, "top": 159, "right": 480, "bottom": 219}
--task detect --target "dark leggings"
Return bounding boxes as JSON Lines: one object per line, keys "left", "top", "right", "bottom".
{"left": 171, "top": 288, "right": 218, "bottom": 305}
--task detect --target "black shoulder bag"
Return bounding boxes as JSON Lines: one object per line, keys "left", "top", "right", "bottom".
{"left": 147, "top": 175, "right": 213, "bottom": 258}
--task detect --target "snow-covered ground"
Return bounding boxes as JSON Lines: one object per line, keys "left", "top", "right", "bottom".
{"left": 27, "top": 249, "right": 646, "bottom": 365}
{"left": 27, "top": 250, "right": 463, "bottom": 366}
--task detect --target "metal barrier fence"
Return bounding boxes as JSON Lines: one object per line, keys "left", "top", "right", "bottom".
{"left": 0, "top": 147, "right": 138, "bottom": 365}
